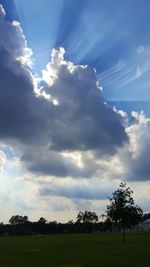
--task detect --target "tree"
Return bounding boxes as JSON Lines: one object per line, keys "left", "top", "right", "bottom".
{"left": 76, "top": 211, "right": 99, "bottom": 233}
{"left": 77, "top": 211, "right": 98, "bottom": 224}
{"left": 9, "top": 215, "right": 29, "bottom": 225}
{"left": 106, "top": 183, "right": 143, "bottom": 243}
{"left": 37, "top": 217, "right": 47, "bottom": 224}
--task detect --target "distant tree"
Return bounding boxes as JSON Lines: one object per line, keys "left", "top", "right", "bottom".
{"left": 49, "top": 220, "right": 57, "bottom": 224}
{"left": 37, "top": 217, "right": 47, "bottom": 224}
{"left": 106, "top": 183, "right": 143, "bottom": 243}
{"left": 9, "top": 215, "right": 29, "bottom": 225}
{"left": 77, "top": 211, "right": 98, "bottom": 224}
{"left": 67, "top": 220, "right": 74, "bottom": 225}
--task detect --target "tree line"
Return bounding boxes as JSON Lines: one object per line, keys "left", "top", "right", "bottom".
{"left": 0, "top": 183, "right": 149, "bottom": 240}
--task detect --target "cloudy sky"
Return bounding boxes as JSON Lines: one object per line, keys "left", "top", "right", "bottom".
{"left": 0, "top": 0, "right": 150, "bottom": 223}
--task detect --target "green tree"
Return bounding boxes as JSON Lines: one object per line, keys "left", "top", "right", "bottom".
{"left": 37, "top": 217, "right": 47, "bottom": 224}
{"left": 9, "top": 215, "right": 29, "bottom": 225}
{"left": 106, "top": 183, "right": 143, "bottom": 243}
{"left": 77, "top": 211, "right": 98, "bottom": 223}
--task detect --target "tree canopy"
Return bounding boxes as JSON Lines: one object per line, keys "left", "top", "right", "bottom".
{"left": 106, "top": 183, "right": 143, "bottom": 243}
{"left": 9, "top": 215, "right": 29, "bottom": 225}
{"left": 77, "top": 210, "right": 99, "bottom": 224}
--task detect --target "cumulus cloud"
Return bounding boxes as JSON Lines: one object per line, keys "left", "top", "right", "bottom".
{"left": 0, "top": 5, "right": 128, "bottom": 178}
{"left": 39, "top": 47, "right": 127, "bottom": 153}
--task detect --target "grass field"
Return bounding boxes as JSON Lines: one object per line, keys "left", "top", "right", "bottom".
{"left": 0, "top": 233, "right": 149, "bottom": 267}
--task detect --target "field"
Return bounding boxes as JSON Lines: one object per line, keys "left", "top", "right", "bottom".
{"left": 0, "top": 233, "right": 149, "bottom": 267}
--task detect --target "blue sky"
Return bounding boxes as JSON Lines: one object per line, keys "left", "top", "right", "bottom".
{"left": 0, "top": 0, "right": 150, "bottom": 222}
{"left": 2, "top": 0, "right": 150, "bottom": 101}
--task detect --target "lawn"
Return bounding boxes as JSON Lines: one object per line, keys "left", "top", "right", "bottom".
{"left": 0, "top": 233, "right": 149, "bottom": 267}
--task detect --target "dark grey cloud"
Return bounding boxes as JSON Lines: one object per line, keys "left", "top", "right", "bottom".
{"left": 40, "top": 187, "right": 107, "bottom": 200}
{"left": 22, "top": 150, "right": 74, "bottom": 177}
{"left": 21, "top": 149, "right": 100, "bottom": 178}
{"left": 0, "top": 47, "right": 51, "bottom": 144}
{"left": 39, "top": 178, "right": 114, "bottom": 200}
{"left": 0, "top": 7, "right": 51, "bottom": 144}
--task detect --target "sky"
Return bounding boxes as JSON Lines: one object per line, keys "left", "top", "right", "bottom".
{"left": 0, "top": 0, "right": 150, "bottom": 223}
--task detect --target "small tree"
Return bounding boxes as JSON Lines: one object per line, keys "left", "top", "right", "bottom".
{"left": 77, "top": 211, "right": 99, "bottom": 224}
{"left": 37, "top": 217, "right": 47, "bottom": 224}
{"left": 76, "top": 211, "right": 99, "bottom": 233}
{"left": 106, "top": 183, "right": 143, "bottom": 243}
{"left": 9, "top": 215, "right": 29, "bottom": 225}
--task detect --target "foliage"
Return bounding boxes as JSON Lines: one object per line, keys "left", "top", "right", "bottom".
{"left": 37, "top": 217, "right": 47, "bottom": 224}
{"left": 9, "top": 215, "right": 29, "bottom": 225}
{"left": 76, "top": 210, "right": 99, "bottom": 224}
{"left": 106, "top": 183, "right": 143, "bottom": 242}
{"left": 0, "top": 202, "right": 147, "bottom": 237}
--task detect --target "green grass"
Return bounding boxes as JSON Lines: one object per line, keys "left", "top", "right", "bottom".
{"left": 0, "top": 233, "right": 149, "bottom": 266}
